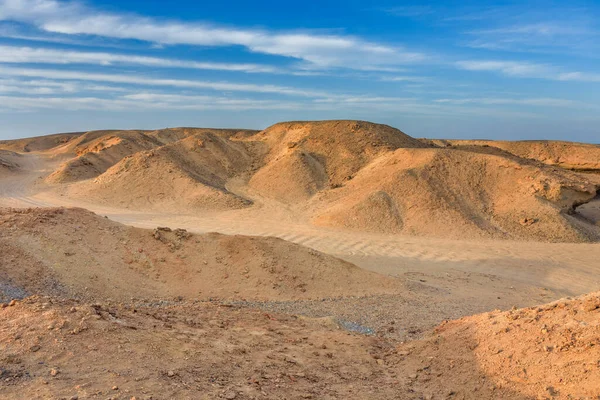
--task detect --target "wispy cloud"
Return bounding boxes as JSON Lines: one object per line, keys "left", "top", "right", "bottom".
{"left": 0, "top": 45, "right": 280, "bottom": 73}
{"left": 433, "top": 97, "right": 589, "bottom": 108}
{"left": 456, "top": 60, "right": 600, "bottom": 82}
{"left": 383, "top": 6, "right": 434, "bottom": 18}
{"left": 0, "top": 66, "right": 332, "bottom": 97}
{"left": 0, "top": 0, "right": 426, "bottom": 70}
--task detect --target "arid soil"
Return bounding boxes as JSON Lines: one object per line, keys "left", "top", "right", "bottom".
{"left": 1, "top": 290, "right": 598, "bottom": 399}
{"left": 3, "top": 121, "right": 597, "bottom": 241}
{"left": 1, "top": 121, "right": 600, "bottom": 399}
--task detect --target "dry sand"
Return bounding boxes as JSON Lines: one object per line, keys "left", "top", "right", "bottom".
{"left": 1, "top": 120, "right": 600, "bottom": 399}
{"left": 11, "top": 120, "right": 597, "bottom": 242}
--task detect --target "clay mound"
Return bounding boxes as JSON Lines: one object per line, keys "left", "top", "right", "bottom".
{"left": 250, "top": 120, "right": 429, "bottom": 195}
{"left": 396, "top": 291, "right": 600, "bottom": 399}
{"left": 427, "top": 139, "right": 600, "bottom": 172}
{"left": 46, "top": 131, "right": 162, "bottom": 183}
{"left": 314, "top": 148, "right": 600, "bottom": 241}
{"left": 71, "top": 132, "right": 257, "bottom": 211}
{"left": 0, "top": 207, "right": 401, "bottom": 302}
{"left": 0, "top": 132, "right": 83, "bottom": 153}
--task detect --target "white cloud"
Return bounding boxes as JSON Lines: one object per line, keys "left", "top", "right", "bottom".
{"left": 0, "top": 66, "right": 330, "bottom": 97}
{"left": 433, "top": 97, "right": 584, "bottom": 107}
{"left": 0, "top": 45, "right": 279, "bottom": 73}
{"left": 0, "top": 0, "right": 426, "bottom": 69}
{"left": 455, "top": 60, "right": 600, "bottom": 82}
{"left": 455, "top": 60, "right": 552, "bottom": 77}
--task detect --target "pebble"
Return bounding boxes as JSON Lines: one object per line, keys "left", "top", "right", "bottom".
{"left": 50, "top": 368, "right": 59, "bottom": 377}
{"left": 167, "top": 370, "right": 175, "bottom": 377}
{"left": 224, "top": 391, "right": 237, "bottom": 399}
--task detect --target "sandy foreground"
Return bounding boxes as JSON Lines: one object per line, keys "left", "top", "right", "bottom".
{"left": 1, "top": 123, "right": 600, "bottom": 399}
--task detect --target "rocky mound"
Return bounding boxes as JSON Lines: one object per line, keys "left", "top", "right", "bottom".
{"left": 313, "top": 147, "right": 600, "bottom": 241}
{"left": 427, "top": 139, "right": 600, "bottom": 172}
{"left": 1, "top": 288, "right": 598, "bottom": 399}
{"left": 46, "top": 128, "right": 260, "bottom": 184}
{"left": 395, "top": 291, "right": 600, "bottom": 399}
{"left": 0, "top": 207, "right": 401, "bottom": 302}
{"left": 0, "top": 296, "right": 406, "bottom": 400}
{"left": 46, "top": 130, "right": 162, "bottom": 183}
{"left": 0, "top": 132, "right": 82, "bottom": 152}
{"left": 249, "top": 120, "right": 429, "bottom": 197}
{"left": 72, "top": 132, "right": 257, "bottom": 210}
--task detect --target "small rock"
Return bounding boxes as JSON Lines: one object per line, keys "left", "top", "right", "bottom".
{"left": 50, "top": 368, "right": 59, "bottom": 377}
{"left": 167, "top": 370, "right": 175, "bottom": 377}
{"left": 8, "top": 300, "right": 17, "bottom": 307}
{"left": 224, "top": 391, "right": 237, "bottom": 399}
{"left": 112, "top": 386, "right": 119, "bottom": 391}
{"left": 30, "top": 345, "right": 41, "bottom": 352}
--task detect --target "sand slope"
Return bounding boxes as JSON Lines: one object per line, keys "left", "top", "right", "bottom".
{"left": 75, "top": 132, "right": 257, "bottom": 210}
{"left": 0, "top": 150, "right": 21, "bottom": 176}
{"left": 0, "top": 207, "right": 401, "bottom": 302}
{"left": 313, "top": 147, "right": 599, "bottom": 241}
{"left": 426, "top": 139, "right": 600, "bottom": 172}
{"left": 3, "top": 120, "right": 599, "bottom": 241}
{"left": 396, "top": 291, "right": 600, "bottom": 399}
{"left": 0, "top": 132, "right": 82, "bottom": 153}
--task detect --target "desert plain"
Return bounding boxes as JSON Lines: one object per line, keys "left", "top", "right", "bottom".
{"left": 1, "top": 120, "right": 599, "bottom": 399}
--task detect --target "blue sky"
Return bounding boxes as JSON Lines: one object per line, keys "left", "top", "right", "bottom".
{"left": 0, "top": 0, "right": 599, "bottom": 142}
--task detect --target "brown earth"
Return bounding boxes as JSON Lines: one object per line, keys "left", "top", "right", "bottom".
{"left": 1, "top": 121, "right": 600, "bottom": 398}
{"left": 1, "top": 289, "right": 598, "bottom": 399}
{"left": 0, "top": 131, "right": 84, "bottom": 153}
{"left": 5, "top": 120, "right": 594, "bottom": 242}
{"left": 312, "top": 147, "right": 599, "bottom": 241}
{"left": 0, "top": 207, "right": 401, "bottom": 302}
{"left": 424, "top": 138, "right": 600, "bottom": 172}
{"left": 0, "top": 150, "right": 21, "bottom": 176}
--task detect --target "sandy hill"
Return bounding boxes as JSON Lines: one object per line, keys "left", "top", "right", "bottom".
{"left": 3, "top": 120, "right": 600, "bottom": 241}
{"left": 1, "top": 286, "right": 597, "bottom": 398}
{"left": 46, "top": 127, "right": 260, "bottom": 184}
{"left": 46, "top": 130, "right": 162, "bottom": 183}
{"left": 312, "top": 147, "right": 600, "bottom": 241}
{"left": 425, "top": 139, "right": 600, "bottom": 172}
{"left": 248, "top": 120, "right": 429, "bottom": 203}
{"left": 0, "top": 131, "right": 83, "bottom": 153}
{"left": 394, "top": 291, "right": 600, "bottom": 399}
{"left": 0, "top": 207, "right": 401, "bottom": 302}
{"left": 75, "top": 132, "right": 259, "bottom": 210}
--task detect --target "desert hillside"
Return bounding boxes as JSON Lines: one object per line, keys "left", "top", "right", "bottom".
{"left": 0, "top": 150, "right": 21, "bottom": 176}
{"left": 5, "top": 120, "right": 593, "bottom": 242}
{"left": 0, "top": 207, "right": 401, "bottom": 302}
{"left": 425, "top": 139, "right": 600, "bottom": 172}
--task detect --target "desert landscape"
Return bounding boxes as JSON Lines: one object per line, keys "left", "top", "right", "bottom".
{"left": 0, "top": 120, "right": 599, "bottom": 399}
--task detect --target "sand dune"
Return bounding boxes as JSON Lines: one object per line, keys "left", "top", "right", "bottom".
{"left": 0, "top": 207, "right": 401, "bottom": 302}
